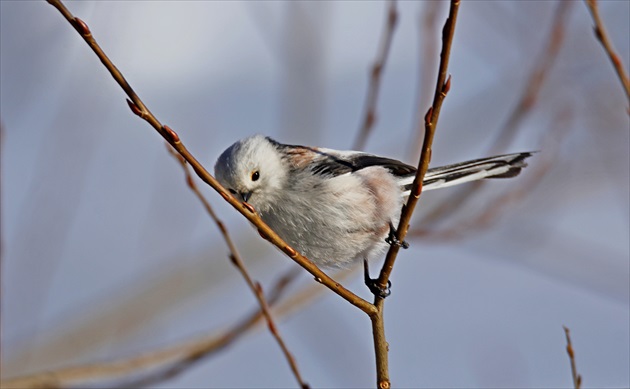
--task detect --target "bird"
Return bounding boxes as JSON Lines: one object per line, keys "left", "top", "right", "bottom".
{"left": 214, "top": 134, "right": 534, "bottom": 297}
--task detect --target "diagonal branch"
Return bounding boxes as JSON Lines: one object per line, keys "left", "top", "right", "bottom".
{"left": 370, "top": 2, "right": 460, "bottom": 388}
{"left": 44, "top": 0, "right": 376, "bottom": 317}
{"left": 584, "top": 0, "right": 630, "bottom": 104}
{"left": 353, "top": 0, "right": 398, "bottom": 151}
{"left": 167, "top": 148, "right": 309, "bottom": 388}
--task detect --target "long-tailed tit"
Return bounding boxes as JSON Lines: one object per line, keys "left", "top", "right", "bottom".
{"left": 215, "top": 135, "right": 534, "bottom": 296}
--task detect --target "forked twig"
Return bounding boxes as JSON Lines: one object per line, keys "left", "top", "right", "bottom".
{"left": 44, "top": 0, "right": 375, "bottom": 317}
{"left": 563, "top": 326, "right": 583, "bottom": 389}
{"left": 584, "top": 0, "right": 630, "bottom": 104}
{"left": 371, "top": 2, "right": 460, "bottom": 388}
{"left": 167, "top": 147, "right": 308, "bottom": 388}
{"left": 353, "top": 0, "right": 398, "bottom": 151}
{"left": 0, "top": 269, "right": 298, "bottom": 389}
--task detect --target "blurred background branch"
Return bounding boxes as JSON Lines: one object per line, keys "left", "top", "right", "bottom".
{"left": 1, "top": 268, "right": 299, "bottom": 389}
{"left": 416, "top": 0, "right": 573, "bottom": 231}
{"left": 584, "top": 0, "right": 630, "bottom": 104}
{"left": 167, "top": 148, "right": 308, "bottom": 388}
{"left": 353, "top": 0, "right": 398, "bottom": 151}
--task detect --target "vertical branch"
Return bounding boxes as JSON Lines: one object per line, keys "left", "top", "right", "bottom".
{"left": 370, "top": 2, "right": 461, "bottom": 388}
{"left": 563, "top": 326, "right": 582, "bottom": 389}
{"left": 0, "top": 121, "right": 3, "bottom": 372}
{"left": 353, "top": 0, "right": 399, "bottom": 151}
{"left": 376, "top": 0, "right": 460, "bottom": 294}
{"left": 584, "top": 0, "right": 630, "bottom": 104}
{"left": 369, "top": 311, "right": 388, "bottom": 389}
{"left": 168, "top": 149, "right": 309, "bottom": 388}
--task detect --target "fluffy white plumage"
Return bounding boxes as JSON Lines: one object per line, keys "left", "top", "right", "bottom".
{"left": 214, "top": 135, "right": 533, "bottom": 268}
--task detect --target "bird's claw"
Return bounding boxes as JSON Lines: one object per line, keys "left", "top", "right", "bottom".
{"left": 385, "top": 223, "right": 409, "bottom": 249}
{"left": 366, "top": 278, "right": 391, "bottom": 298}
{"left": 363, "top": 258, "right": 392, "bottom": 298}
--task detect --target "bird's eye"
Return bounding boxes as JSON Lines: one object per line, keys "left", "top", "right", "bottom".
{"left": 251, "top": 171, "right": 260, "bottom": 181}
{"left": 228, "top": 188, "right": 237, "bottom": 195}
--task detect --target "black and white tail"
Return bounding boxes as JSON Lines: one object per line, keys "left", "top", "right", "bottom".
{"left": 399, "top": 152, "right": 535, "bottom": 196}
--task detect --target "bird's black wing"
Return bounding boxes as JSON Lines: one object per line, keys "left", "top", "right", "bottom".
{"left": 310, "top": 150, "right": 416, "bottom": 178}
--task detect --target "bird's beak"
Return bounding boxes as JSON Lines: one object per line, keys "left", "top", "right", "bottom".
{"left": 240, "top": 191, "right": 252, "bottom": 203}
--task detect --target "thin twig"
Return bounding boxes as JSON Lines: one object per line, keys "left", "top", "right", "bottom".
{"left": 563, "top": 326, "right": 582, "bottom": 389}
{"left": 370, "top": 2, "right": 460, "bottom": 388}
{"left": 1, "top": 269, "right": 299, "bottom": 389}
{"left": 0, "top": 121, "right": 4, "bottom": 373}
{"left": 407, "top": 0, "right": 443, "bottom": 162}
{"left": 420, "top": 1, "right": 573, "bottom": 228}
{"left": 353, "top": 0, "right": 398, "bottom": 151}
{"left": 584, "top": 0, "right": 630, "bottom": 104}
{"left": 376, "top": 0, "right": 459, "bottom": 291}
{"left": 167, "top": 147, "right": 308, "bottom": 388}
{"left": 44, "top": 0, "right": 376, "bottom": 317}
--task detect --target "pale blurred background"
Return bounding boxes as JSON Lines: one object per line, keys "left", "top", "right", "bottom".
{"left": 1, "top": 1, "right": 628, "bottom": 388}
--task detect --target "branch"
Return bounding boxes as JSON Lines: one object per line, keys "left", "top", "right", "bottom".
{"left": 371, "top": 2, "right": 460, "bottom": 388}
{"left": 407, "top": 0, "right": 444, "bottom": 161}
{"left": 167, "top": 148, "right": 308, "bottom": 388}
{"left": 420, "top": 0, "right": 573, "bottom": 228}
{"left": 353, "top": 0, "right": 398, "bottom": 151}
{"left": 563, "top": 326, "right": 582, "bottom": 389}
{"left": 0, "top": 121, "right": 4, "bottom": 373}
{"left": 584, "top": 0, "right": 630, "bottom": 104}
{"left": 44, "top": 0, "right": 375, "bottom": 317}
{"left": 1, "top": 269, "right": 298, "bottom": 389}
{"left": 1, "top": 265, "right": 363, "bottom": 388}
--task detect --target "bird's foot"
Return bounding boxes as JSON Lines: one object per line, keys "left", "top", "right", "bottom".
{"left": 385, "top": 222, "right": 409, "bottom": 249}
{"left": 363, "top": 258, "right": 391, "bottom": 298}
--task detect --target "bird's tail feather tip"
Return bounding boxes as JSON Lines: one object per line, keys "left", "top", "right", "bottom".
{"left": 489, "top": 151, "right": 537, "bottom": 178}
